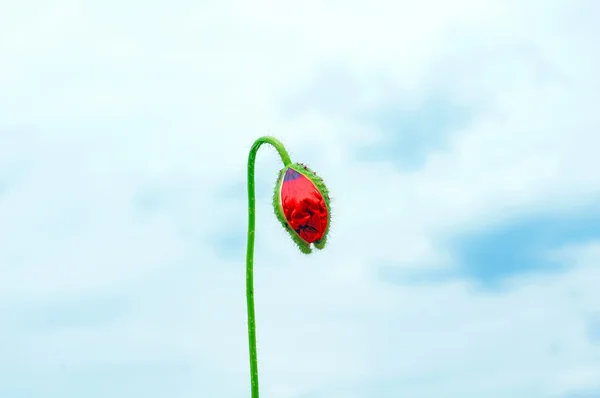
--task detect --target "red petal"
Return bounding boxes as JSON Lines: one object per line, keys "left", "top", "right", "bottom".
{"left": 280, "top": 168, "right": 328, "bottom": 243}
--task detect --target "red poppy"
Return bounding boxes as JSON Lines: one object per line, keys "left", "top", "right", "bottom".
{"left": 273, "top": 163, "right": 331, "bottom": 253}
{"left": 280, "top": 167, "right": 328, "bottom": 243}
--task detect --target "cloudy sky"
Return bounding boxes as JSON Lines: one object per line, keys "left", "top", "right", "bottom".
{"left": 1, "top": 0, "right": 600, "bottom": 397}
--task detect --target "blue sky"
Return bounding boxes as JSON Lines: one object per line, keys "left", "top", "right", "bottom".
{"left": 1, "top": 0, "right": 600, "bottom": 397}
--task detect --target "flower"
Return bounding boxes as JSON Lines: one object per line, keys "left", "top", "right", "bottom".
{"left": 273, "top": 162, "right": 331, "bottom": 254}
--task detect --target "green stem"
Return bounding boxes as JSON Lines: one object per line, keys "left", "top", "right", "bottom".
{"left": 246, "top": 136, "right": 292, "bottom": 398}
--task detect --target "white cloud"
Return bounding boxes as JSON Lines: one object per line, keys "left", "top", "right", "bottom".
{"left": 1, "top": 0, "right": 599, "bottom": 397}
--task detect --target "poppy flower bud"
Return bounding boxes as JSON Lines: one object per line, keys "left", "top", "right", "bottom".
{"left": 273, "top": 162, "right": 331, "bottom": 254}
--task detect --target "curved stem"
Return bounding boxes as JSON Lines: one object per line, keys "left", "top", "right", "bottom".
{"left": 246, "top": 136, "right": 292, "bottom": 398}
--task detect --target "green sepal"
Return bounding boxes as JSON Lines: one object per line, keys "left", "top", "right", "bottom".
{"left": 272, "top": 162, "right": 332, "bottom": 254}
